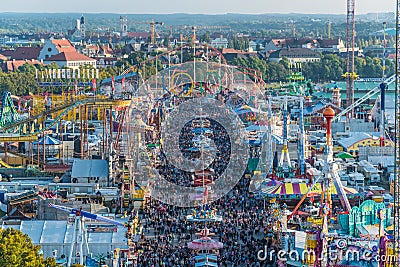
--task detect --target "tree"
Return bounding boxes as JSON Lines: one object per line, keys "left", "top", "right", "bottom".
{"left": 163, "top": 37, "right": 170, "bottom": 48}
{"left": 0, "top": 228, "right": 58, "bottom": 267}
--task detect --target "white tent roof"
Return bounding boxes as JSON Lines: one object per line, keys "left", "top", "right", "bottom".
{"left": 71, "top": 159, "right": 108, "bottom": 178}
{"left": 2, "top": 220, "right": 128, "bottom": 258}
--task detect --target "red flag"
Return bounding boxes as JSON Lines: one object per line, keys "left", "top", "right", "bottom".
{"left": 111, "top": 76, "right": 115, "bottom": 92}
{"left": 203, "top": 186, "right": 208, "bottom": 197}
{"left": 122, "top": 77, "right": 126, "bottom": 91}
{"left": 92, "top": 79, "right": 97, "bottom": 91}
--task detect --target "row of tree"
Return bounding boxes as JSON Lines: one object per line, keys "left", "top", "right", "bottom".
{"left": 228, "top": 53, "right": 394, "bottom": 83}
{"left": 0, "top": 51, "right": 394, "bottom": 96}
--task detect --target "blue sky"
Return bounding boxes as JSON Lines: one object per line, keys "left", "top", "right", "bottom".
{"left": 0, "top": 0, "right": 395, "bottom": 14}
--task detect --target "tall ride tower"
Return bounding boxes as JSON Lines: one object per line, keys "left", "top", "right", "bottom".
{"left": 394, "top": 0, "right": 400, "bottom": 264}
{"left": 345, "top": 0, "right": 356, "bottom": 117}
{"left": 279, "top": 95, "right": 291, "bottom": 168}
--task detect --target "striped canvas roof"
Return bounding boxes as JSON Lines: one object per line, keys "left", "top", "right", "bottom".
{"left": 271, "top": 183, "right": 358, "bottom": 195}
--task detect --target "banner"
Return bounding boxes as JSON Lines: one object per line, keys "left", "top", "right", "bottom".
{"left": 61, "top": 69, "right": 66, "bottom": 79}
{"left": 111, "top": 76, "right": 115, "bottom": 92}
{"left": 92, "top": 79, "right": 96, "bottom": 91}
{"left": 74, "top": 81, "right": 78, "bottom": 94}
{"left": 91, "top": 68, "right": 95, "bottom": 79}
{"left": 67, "top": 69, "right": 71, "bottom": 79}
{"left": 57, "top": 69, "right": 61, "bottom": 79}
{"left": 96, "top": 69, "right": 99, "bottom": 79}
{"left": 53, "top": 69, "right": 56, "bottom": 79}
{"left": 77, "top": 69, "right": 81, "bottom": 79}
{"left": 122, "top": 77, "right": 126, "bottom": 91}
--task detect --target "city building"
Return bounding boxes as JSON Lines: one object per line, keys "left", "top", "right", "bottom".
{"left": 337, "top": 132, "right": 393, "bottom": 156}
{"left": 43, "top": 51, "right": 96, "bottom": 69}
{"left": 268, "top": 47, "right": 321, "bottom": 63}
{"left": 38, "top": 39, "right": 76, "bottom": 61}
{"left": 210, "top": 36, "right": 228, "bottom": 49}
{"left": 70, "top": 159, "right": 109, "bottom": 186}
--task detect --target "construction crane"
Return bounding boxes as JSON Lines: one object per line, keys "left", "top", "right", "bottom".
{"left": 133, "top": 19, "right": 164, "bottom": 44}
{"left": 343, "top": 0, "right": 357, "bottom": 118}
{"left": 176, "top": 25, "right": 230, "bottom": 45}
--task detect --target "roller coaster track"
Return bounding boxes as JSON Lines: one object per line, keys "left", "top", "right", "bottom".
{"left": 121, "top": 44, "right": 227, "bottom": 76}
{"left": 333, "top": 74, "right": 396, "bottom": 121}
{"left": 1, "top": 99, "right": 89, "bottom": 132}
{"left": 0, "top": 144, "right": 40, "bottom": 165}
{"left": 0, "top": 98, "right": 131, "bottom": 138}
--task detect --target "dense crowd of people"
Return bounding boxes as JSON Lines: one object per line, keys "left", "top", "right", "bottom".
{"left": 133, "top": 177, "right": 284, "bottom": 267}
{"left": 133, "top": 88, "right": 285, "bottom": 266}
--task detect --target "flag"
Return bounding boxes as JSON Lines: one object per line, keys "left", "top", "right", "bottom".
{"left": 62, "top": 69, "right": 66, "bottom": 79}
{"left": 87, "top": 69, "right": 90, "bottom": 79}
{"left": 74, "top": 81, "right": 78, "bottom": 94}
{"left": 57, "top": 69, "right": 61, "bottom": 79}
{"left": 122, "top": 77, "right": 126, "bottom": 91}
{"left": 82, "top": 69, "right": 85, "bottom": 78}
{"left": 35, "top": 69, "right": 38, "bottom": 79}
{"left": 111, "top": 76, "right": 115, "bottom": 92}
{"left": 91, "top": 68, "right": 95, "bottom": 79}
{"left": 96, "top": 69, "right": 99, "bottom": 79}
{"left": 53, "top": 69, "right": 56, "bottom": 79}
{"left": 77, "top": 69, "right": 81, "bottom": 79}
{"left": 72, "top": 69, "right": 76, "bottom": 79}
{"left": 92, "top": 79, "right": 96, "bottom": 91}
{"left": 67, "top": 69, "right": 71, "bottom": 79}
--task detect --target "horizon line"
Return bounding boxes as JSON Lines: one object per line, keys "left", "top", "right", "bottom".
{"left": 0, "top": 11, "right": 394, "bottom": 16}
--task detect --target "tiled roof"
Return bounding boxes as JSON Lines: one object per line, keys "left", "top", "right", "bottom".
{"left": 51, "top": 39, "right": 76, "bottom": 53}
{"left": 100, "top": 45, "right": 113, "bottom": 54}
{"left": 2, "top": 59, "right": 42, "bottom": 72}
{"left": 46, "top": 51, "right": 96, "bottom": 62}
{"left": 317, "top": 38, "right": 341, "bottom": 47}
{"left": 0, "top": 54, "right": 8, "bottom": 61}
{"left": 271, "top": 39, "right": 286, "bottom": 46}
{"left": 270, "top": 48, "right": 320, "bottom": 58}
{"left": 9, "top": 47, "right": 42, "bottom": 60}
{"left": 221, "top": 48, "right": 249, "bottom": 54}
{"left": 0, "top": 50, "right": 14, "bottom": 57}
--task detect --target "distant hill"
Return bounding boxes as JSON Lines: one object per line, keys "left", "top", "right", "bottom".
{"left": 0, "top": 12, "right": 394, "bottom": 37}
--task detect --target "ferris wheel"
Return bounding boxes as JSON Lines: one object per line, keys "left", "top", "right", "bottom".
{"left": 126, "top": 60, "right": 271, "bottom": 208}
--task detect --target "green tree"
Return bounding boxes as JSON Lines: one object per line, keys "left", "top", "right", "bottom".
{"left": 163, "top": 37, "right": 170, "bottom": 48}
{"left": 0, "top": 228, "right": 58, "bottom": 267}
